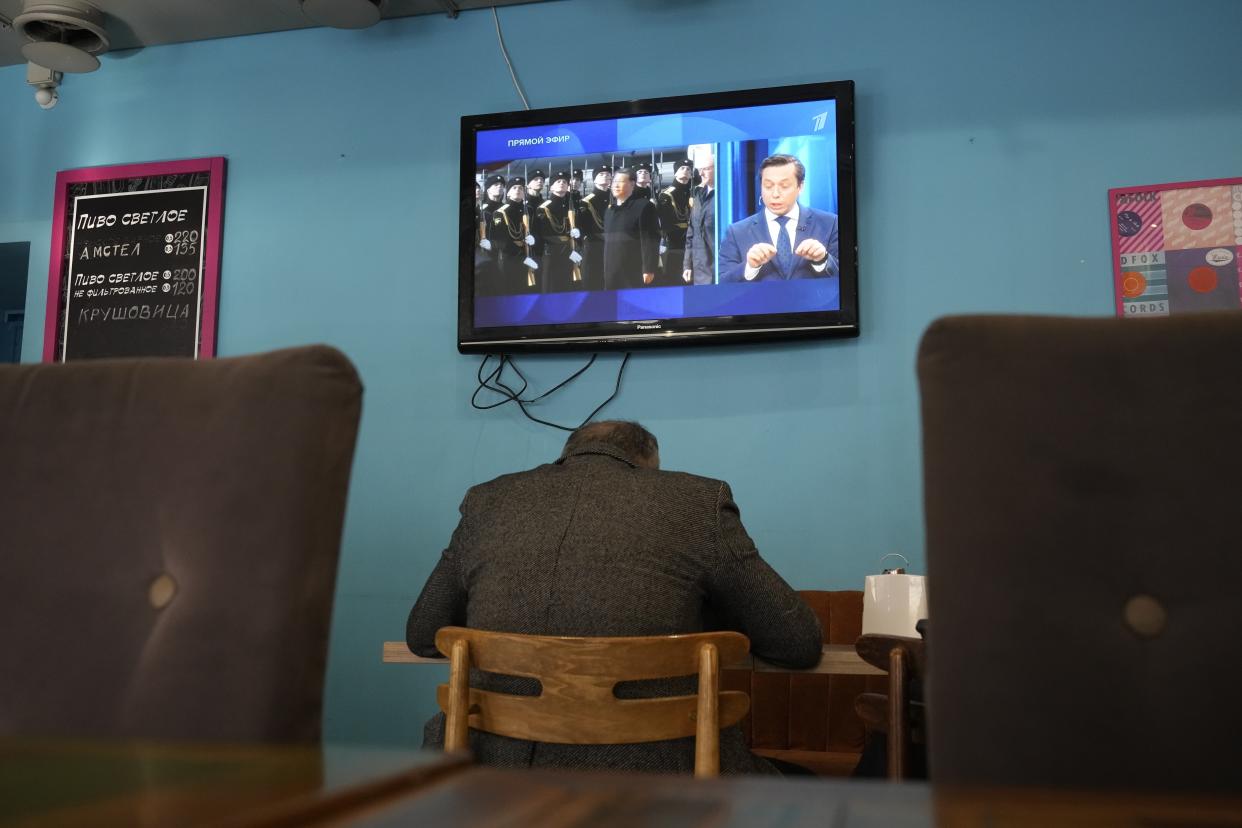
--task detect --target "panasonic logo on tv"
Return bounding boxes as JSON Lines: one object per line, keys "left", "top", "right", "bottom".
{"left": 635, "top": 323, "right": 662, "bottom": 330}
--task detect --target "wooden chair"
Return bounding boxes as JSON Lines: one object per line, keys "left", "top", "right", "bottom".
{"left": 434, "top": 627, "right": 751, "bottom": 778}
{"left": 854, "top": 633, "right": 926, "bottom": 779}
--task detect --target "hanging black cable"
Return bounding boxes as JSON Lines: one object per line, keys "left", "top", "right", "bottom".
{"left": 472, "top": 353, "right": 631, "bottom": 432}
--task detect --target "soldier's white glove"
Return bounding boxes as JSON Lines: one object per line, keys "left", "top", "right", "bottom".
{"left": 659, "top": 243, "right": 668, "bottom": 255}
{"left": 568, "top": 251, "right": 583, "bottom": 264}
{"left": 523, "top": 257, "right": 539, "bottom": 270}
{"left": 570, "top": 228, "right": 581, "bottom": 239}
{"left": 479, "top": 238, "right": 492, "bottom": 251}
{"left": 525, "top": 235, "right": 536, "bottom": 246}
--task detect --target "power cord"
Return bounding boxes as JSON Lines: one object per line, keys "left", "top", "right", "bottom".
{"left": 480, "top": 10, "right": 626, "bottom": 433}
{"left": 491, "top": 7, "right": 530, "bottom": 110}
{"left": 473, "top": 353, "right": 631, "bottom": 432}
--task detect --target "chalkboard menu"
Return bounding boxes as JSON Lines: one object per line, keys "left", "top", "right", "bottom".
{"left": 43, "top": 158, "right": 226, "bottom": 362}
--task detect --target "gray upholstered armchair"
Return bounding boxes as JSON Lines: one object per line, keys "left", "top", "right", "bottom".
{"left": 0, "top": 345, "right": 362, "bottom": 743}
{"left": 918, "top": 312, "right": 1242, "bottom": 794}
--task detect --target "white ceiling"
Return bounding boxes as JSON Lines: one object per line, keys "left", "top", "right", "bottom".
{"left": 0, "top": 0, "right": 550, "bottom": 68}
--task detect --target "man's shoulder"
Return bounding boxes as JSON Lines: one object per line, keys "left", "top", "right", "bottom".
{"left": 725, "top": 210, "right": 763, "bottom": 233}
{"left": 645, "top": 468, "right": 728, "bottom": 496}
{"left": 466, "top": 465, "right": 553, "bottom": 495}
{"left": 801, "top": 206, "right": 839, "bottom": 225}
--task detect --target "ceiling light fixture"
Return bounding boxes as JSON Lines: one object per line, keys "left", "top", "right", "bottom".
{"left": 26, "top": 60, "right": 62, "bottom": 109}
{"left": 13, "top": 0, "right": 110, "bottom": 74}
{"left": 300, "top": 0, "right": 384, "bottom": 30}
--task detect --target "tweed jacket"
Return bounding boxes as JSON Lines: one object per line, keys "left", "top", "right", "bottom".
{"left": 406, "top": 441, "right": 823, "bottom": 774}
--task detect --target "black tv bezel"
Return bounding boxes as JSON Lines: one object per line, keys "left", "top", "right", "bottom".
{"left": 458, "top": 80, "right": 858, "bottom": 354}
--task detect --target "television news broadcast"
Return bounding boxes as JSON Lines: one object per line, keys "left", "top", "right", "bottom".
{"left": 459, "top": 81, "right": 857, "bottom": 351}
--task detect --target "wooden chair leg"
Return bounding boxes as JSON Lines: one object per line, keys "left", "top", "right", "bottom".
{"left": 444, "top": 638, "right": 470, "bottom": 752}
{"left": 695, "top": 642, "right": 720, "bottom": 778}
{"left": 887, "top": 646, "right": 906, "bottom": 780}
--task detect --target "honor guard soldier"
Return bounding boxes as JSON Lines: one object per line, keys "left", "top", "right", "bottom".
{"left": 576, "top": 165, "right": 612, "bottom": 291}
{"left": 475, "top": 173, "right": 507, "bottom": 295}
{"left": 633, "top": 162, "right": 655, "bottom": 203}
{"left": 570, "top": 169, "right": 585, "bottom": 198}
{"left": 656, "top": 159, "right": 693, "bottom": 285}
{"left": 489, "top": 176, "right": 541, "bottom": 294}
{"left": 524, "top": 169, "right": 547, "bottom": 259}
{"left": 535, "top": 171, "right": 584, "bottom": 293}
{"left": 481, "top": 173, "right": 505, "bottom": 220}
{"left": 525, "top": 169, "right": 547, "bottom": 216}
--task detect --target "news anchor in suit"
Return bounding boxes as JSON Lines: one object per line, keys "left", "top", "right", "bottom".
{"left": 718, "top": 154, "right": 839, "bottom": 283}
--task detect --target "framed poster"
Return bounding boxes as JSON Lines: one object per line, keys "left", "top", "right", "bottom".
{"left": 1109, "top": 176, "right": 1242, "bottom": 318}
{"left": 42, "top": 157, "right": 226, "bottom": 362}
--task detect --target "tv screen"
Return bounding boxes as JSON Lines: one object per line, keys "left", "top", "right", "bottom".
{"left": 458, "top": 80, "right": 857, "bottom": 353}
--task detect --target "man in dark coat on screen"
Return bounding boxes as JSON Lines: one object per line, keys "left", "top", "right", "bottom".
{"left": 683, "top": 153, "right": 716, "bottom": 285}
{"left": 602, "top": 168, "right": 660, "bottom": 290}
{"left": 407, "top": 420, "right": 823, "bottom": 775}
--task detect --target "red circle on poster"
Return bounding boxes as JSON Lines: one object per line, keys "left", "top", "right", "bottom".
{"left": 1121, "top": 271, "right": 1147, "bottom": 298}
{"left": 1182, "top": 203, "right": 1213, "bottom": 230}
{"left": 1188, "top": 266, "right": 1218, "bottom": 293}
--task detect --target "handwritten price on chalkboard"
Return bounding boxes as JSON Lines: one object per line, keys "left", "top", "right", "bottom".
{"left": 164, "top": 230, "right": 199, "bottom": 256}
{"left": 166, "top": 268, "right": 197, "bottom": 296}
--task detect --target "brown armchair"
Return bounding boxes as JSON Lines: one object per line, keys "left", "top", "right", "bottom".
{"left": 0, "top": 345, "right": 362, "bottom": 743}
{"left": 919, "top": 313, "right": 1242, "bottom": 793}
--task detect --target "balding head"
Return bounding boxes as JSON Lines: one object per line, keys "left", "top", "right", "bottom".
{"left": 562, "top": 420, "right": 660, "bottom": 469}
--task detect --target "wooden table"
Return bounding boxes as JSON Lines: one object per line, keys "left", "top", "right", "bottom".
{"left": 0, "top": 740, "right": 469, "bottom": 828}
{"left": 329, "top": 766, "right": 1242, "bottom": 827}
{"left": 382, "top": 641, "right": 885, "bottom": 676}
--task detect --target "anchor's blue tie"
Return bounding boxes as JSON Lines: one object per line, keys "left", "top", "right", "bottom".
{"left": 775, "top": 214, "right": 793, "bottom": 276}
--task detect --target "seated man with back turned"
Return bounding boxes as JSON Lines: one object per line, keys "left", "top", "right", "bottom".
{"left": 407, "top": 420, "right": 823, "bottom": 775}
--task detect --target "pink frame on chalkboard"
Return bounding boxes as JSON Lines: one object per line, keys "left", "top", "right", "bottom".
{"left": 42, "top": 156, "right": 227, "bottom": 362}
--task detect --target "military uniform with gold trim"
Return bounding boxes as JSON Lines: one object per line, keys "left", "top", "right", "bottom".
{"left": 656, "top": 160, "right": 693, "bottom": 285}
{"left": 534, "top": 171, "right": 582, "bottom": 293}
{"left": 490, "top": 176, "right": 539, "bottom": 294}
{"left": 475, "top": 173, "right": 506, "bottom": 295}
{"left": 576, "top": 165, "right": 612, "bottom": 291}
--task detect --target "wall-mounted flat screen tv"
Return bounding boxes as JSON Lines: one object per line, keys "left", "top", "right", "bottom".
{"left": 458, "top": 80, "right": 857, "bottom": 353}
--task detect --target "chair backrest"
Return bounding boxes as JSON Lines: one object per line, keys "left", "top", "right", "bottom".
{"left": 435, "top": 627, "right": 751, "bottom": 777}
{"left": 0, "top": 345, "right": 362, "bottom": 743}
{"left": 918, "top": 313, "right": 1242, "bottom": 793}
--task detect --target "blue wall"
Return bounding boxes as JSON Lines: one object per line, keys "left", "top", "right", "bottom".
{"left": 2, "top": 0, "right": 1239, "bottom": 744}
